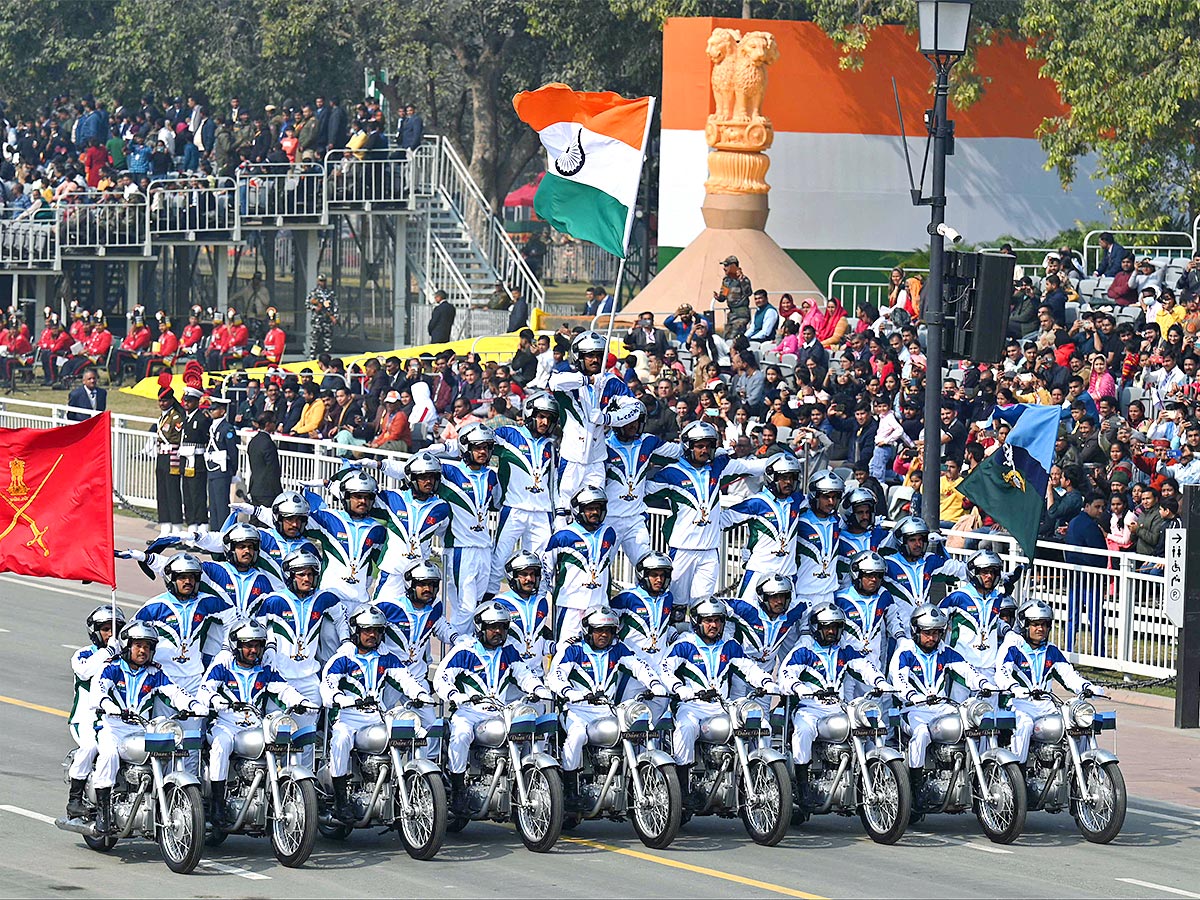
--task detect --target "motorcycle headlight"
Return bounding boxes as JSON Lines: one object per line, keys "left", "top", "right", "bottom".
{"left": 619, "top": 701, "right": 651, "bottom": 732}
{"left": 963, "top": 698, "right": 992, "bottom": 729}
{"left": 148, "top": 716, "right": 185, "bottom": 748}
{"left": 850, "top": 698, "right": 883, "bottom": 729}
{"left": 732, "top": 698, "right": 763, "bottom": 729}
{"left": 1067, "top": 699, "right": 1096, "bottom": 730}
{"left": 265, "top": 713, "right": 298, "bottom": 743}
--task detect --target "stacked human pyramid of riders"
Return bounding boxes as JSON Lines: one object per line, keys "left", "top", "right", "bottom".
{"left": 57, "top": 331, "right": 1126, "bottom": 874}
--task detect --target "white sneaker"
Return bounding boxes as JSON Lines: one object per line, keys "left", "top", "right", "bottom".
{"left": 158, "top": 523, "right": 171, "bottom": 537}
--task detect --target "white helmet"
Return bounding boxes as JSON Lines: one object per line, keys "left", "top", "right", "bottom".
{"left": 764, "top": 454, "right": 803, "bottom": 495}
{"left": 807, "top": 468, "right": 845, "bottom": 502}
{"left": 569, "top": 330, "right": 607, "bottom": 368}
{"left": 570, "top": 485, "right": 608, "bottom": 524}
{"left": 120, "top": 621, "right": 160, "bottom": 663}
{"left": 163, "top": 552, "right": 203, "bottom": 596}
{"left": 755, "top": 574, "right": 794, "bottom": 607}
{"left": 910, "top": 603, "right": 949, "bottom": 637}
{"left": 635, "top": 552, "right": 673, "bottom": 593}
{"left": 689, "top": 597, "right": 729, "bottom": 626}
{"left": 849, "top": 550, "right": 887, "bottom": 590}
{"left": 403, "top": 453, "right": 443, "bottom": 491}
{"left": 1018, "top": 600, "right": 1054, "bottom": 631}
{"left": 222, "top": 522, "right": 261, "bottom": 551}
{"left": 582, "top": 605, "right": 620, "bottom": 634}
{"left": 841, "top": 486, "right": 877, "bottom": 517}
{"left": 522, "top": 392, "right": 559, "bottom": 420}
{"left": 893, "top": 515, "right": 930, "bottom": 542}
{"left": 349, "top": 604, "right": 389, "bottom": 640}
{"left": 457, "top": 423, "right": 496, "bottom": 458}
{"left": 228, "top": 618, "right": 269, "bottom": 665}
{"left": 404, "top": 562, "right": 442, "bottom": 598}
{"left": 86, "top": 604, "right": 126, "bottom": 647}
{"left": 680, "top": 420, "right": 720, "bottom": 463}
{"left": 504, "top": 550, "right": 543, "bottom": 581}
{"left": 281, "top": 548, "right": 322, "bottom": 586}
{"left": 271, "top": 490, "right": 310, "bottom": 528}
{"left": 473, "top": 600, "right": 512, "bottom": 638}
{"left": 340, "top": 469, "right": 379, "bottom": 503}
{"left": 966, "top": 549, "right": 1004, "bottom": 591}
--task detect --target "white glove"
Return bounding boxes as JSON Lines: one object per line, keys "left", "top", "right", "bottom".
{"left": 650, "top": 683, "right": 669, "bottom": 698}
{"left": 416, "top": 691, "right": 435, "bottom": 705}
{"left": 532, "top": 685, "right": 553, "bottom": 702}
{"left": 676, "top": 686, "right": 697, "bottom": 702}
{"left": 303, "top": 479, "right": 326, "bottom": 489}
{"left": 588, "top": 408, "right": 608, "bottom": 427}
{"left": 565, "top": 689, "right": 587, "bottom": 703}
{"left": 230, "top": 502, "right": 255, "bottom": 515}
{"left": 1010, "top": 686, "right": 1031, "bottom": 699}
{"left": 115, "top": 549, "right": 146, "bottom": 562}
{"left": 358, "top": 458, "right": 381, "bottom": 470}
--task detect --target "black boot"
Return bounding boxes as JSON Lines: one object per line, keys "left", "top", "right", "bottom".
{"left": 675, "top": 764, "right": 694, "bottom": 809}
{"left": 331, "top": 775, "right": 355, "bottom": 823}
{"left": 66, "top": 778, "right": 88, "bottom": 819}
{"left": 210, "top": 780, "right": 232, "bottom": 830}
{"left": 562, "top": 770, "right": 585, "bottom": 815}
{"left": 448, "top": 771, "right": 470, "bottom": 818}
{"left": 94, "top": 787, "right": 113, "bottom": 835}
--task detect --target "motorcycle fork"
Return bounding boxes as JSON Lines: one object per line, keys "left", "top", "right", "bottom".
{"left": 965, "top": 737, "right": 992, "bottom": 803}
{"left": 391, "top": 747, "right": 411, "bottom": 814}
{"left": 150, "top": 757, "right": 170, "bottom": 827}
{"left": 265, "top": 752, "right": 284, "bottom": 820}
{"left": 852, "top": 736, "right": 874, "bottom": 798}
{"left": 734, "top": 737, "right": 757, "bottom": 806}
{"left": 1066, "top": 734, "right": 1093, "bottom": 803}
{"left": 623, "top": 740, "right": 645, "bottom": 803}
{"left": 508, "top": 742, "right": 529, "bottom": 807}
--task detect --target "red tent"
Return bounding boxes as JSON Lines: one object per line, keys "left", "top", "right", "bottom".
{"left": 504, "top": 172, "right": 543, "bottom": 208}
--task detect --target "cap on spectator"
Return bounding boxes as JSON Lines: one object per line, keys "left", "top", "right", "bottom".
{"left": 1111, "top": 471, "right": 1131, "bottom": 486}
{"left": 383, "top": 390, "right": 401, "bottom": 404}
{"left": 209, "top": 396, "right": 231, "bottom": 406}
{"left": 264, "top": 104, "right": 277, "bottom": 112}
{"left": 720, "top": 255, "right": 739, "bottom": 266}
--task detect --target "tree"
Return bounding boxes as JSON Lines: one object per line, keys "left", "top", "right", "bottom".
{"left": 1022, "top": 0, "right": 1200, "bottom": 230}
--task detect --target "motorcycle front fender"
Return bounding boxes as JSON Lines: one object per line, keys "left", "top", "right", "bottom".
{"left": 163, "top": 770, "right": 202, "bottom": 790}
{"left": 635, "top": 748, "right": 676, "bottom": 771}
{"left": 748, "top": 746, "right": 787, "bottom": 766}
{"left": 1080, "top": 747, "right": 1119, "bottom": 766}
{"left": 402, "top": 757, "right": 441, "bottom": 778}
{"left": 980, "top": 747, "right": 1021, "bottom": 767}
{"left": 278, "top": 764, "right": 317, "bottom": 783}
{"left": 521, "top": 750, "right": 561, "bottom": 772}
{"left": 865, "top": 745, "right": 905, "bottom": 765}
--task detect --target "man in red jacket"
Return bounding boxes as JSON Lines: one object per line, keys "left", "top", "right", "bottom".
{"left": 113, "top": 305, "right": 153, "bottom": 385}
{"left": 58, "top": 311, "right": 113, "bottom": 385}
{"left": 250, "top": 306, "right": 286, "bottom": 368}
{"left": 205, "top": 309, "right": 230, "bottom": 370}
{"left": 217, "top": 308, "right": 250, "bottom": 369}
{"left": 179, "top": 305, "right": 205, "bottom": 362}
{"left": 0, "top": 308, "right": 33, "bottom": 387}
{"left": 140, "top": 311, "right": 180, "bottom": 379}
{"left": 40, "top": 316, "right": 72, "bottom": 385}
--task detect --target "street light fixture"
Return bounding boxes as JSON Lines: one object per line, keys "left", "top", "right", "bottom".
{"left": 914, "top": 0, "right": 973, "bottom": 535}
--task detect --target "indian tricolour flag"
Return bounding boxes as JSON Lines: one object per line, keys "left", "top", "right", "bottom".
{"left": 513, "top": 83, "right": 654, "bottom": 259}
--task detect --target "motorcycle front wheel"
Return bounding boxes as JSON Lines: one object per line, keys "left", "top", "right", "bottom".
{"left": 740, "top": 759, "right": 792, "bottom": 846}
{"left": 858, "top": 758, "right": 912, "bottom": 845}
{"left": 514, "top": 765, "right": 563, "bottom": 853}
{"left": 157, "top": 782, "right": 205, "bottom": 874}
{"left": 630, "top": 762, "right": 681, "bottom": 850}
{"left": 974, "top": 760, "right": 1027, "bottom": 844}
{"left": 1073, "top": 760, "right": 1127, "bottom": 844}
{"left": 398, "top": 770, "right": 447, "bottom": 861}
{"left": 270, "top": 776, "right": 318, "bottom": 867}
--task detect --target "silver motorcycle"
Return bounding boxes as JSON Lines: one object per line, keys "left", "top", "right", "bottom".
{"left": 57, "top": 712, "right": 205, "bottom": 874}
{"left": 316, "top": 697, "right": 448, "bottom": 860}
{"left": 446, "top": 695, "right": 564, "bottom": 853}
{"left": 1019, "top": 689, "right": 1125, "bottom": 843}
{"left": 203, "top": 703, "right": 319, "bottom": 867}
{"left": 680, "top": 689, "right": 792, "bottom": 846}
{"left": 784, "top": 691, "right": 912, "bottom": 844}
{"left": 561, "top": 695, "right": 682, "bottom": 849}
{"left": 900, "top": 694, "right": 1027, "bottom": 844}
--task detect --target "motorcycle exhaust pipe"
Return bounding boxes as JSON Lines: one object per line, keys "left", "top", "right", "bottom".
{"left": 935, "top": 757, "right": 964, "bottom": 814}
{"left": 229, "top": 769, "right": 264, "bottom": 833}
{"left": 55, "top": 816, "right": 100, "bottom": 838}
{"left": 700, "top": 757, "right": 733, "bottom": 813}
{"left": 585, "top": 758, "right": 623, "bottom": 819}
{"left": 814, "top": 754, "right": 850, "bottom": 815}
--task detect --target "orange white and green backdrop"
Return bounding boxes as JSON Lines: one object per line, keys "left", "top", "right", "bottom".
{"left": 657, "top": 18, "right": 1105, "bottom": 290}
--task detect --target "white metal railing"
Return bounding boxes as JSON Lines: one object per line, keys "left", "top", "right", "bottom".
{"left": 1, "top": 395, "right": 1173, "bottom": 680}
{"left": 434, "top": 136, "right": 545, "bottom": 309}
{"left": 147, "top": 177, "right": 239, "bottom": 242}
{"left": 827, "top": 266, "right": 930, "bottom": 317}
{"left": 1083, "top": 230, "right": 1194, "bottom": 273}
{"left": 236, "top": 162, "right": 327, "bottom": 226}
{"left": 544, "top": 237, "right": 620, "bottom": 286}
{"left": 0, "top": 210, "right": 60, "bottom": 271}
{"left": 58, "top": 193, "right": 151, "bottom": 256}
{"left": 324, "top": 148, "right": 413, "bottom": 211}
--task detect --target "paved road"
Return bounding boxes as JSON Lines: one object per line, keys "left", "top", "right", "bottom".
{"left": 1, "top": 570, "right": 1199, "bottom": 899}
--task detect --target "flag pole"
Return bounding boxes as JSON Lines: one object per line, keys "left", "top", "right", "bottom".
{"left": 110, "top": 587, "right": 119, "bottom": 650}
{"left": 603, "top": 256, "right": 627, "bottom": 353}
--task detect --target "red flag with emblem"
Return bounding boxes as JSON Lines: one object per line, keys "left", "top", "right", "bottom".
{"left": 0, "top": 412, "right": 115, "bottom": 586}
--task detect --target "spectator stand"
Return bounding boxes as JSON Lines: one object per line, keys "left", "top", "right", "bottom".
{"left": 1082, "top": 229, "right": 1194, "bottom": 275}
{"left": 0, "top": 209, "right": 60, "bottom": 274}
{"left": 324, "top": 148, "right": 414, "bottom": 214}
{"left": 827, "top": 265, "right": 930, "bottom": 317}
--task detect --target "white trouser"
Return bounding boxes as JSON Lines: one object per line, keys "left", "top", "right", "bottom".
{"left": 903, "top": 703, "right": 957, "bottom": 769}
{"left": 164, "top": 672, "right": 203, "bottom": 776}
{"left": 489, "top": 507, "right": 553, "bottom": 593}
{"left": 208, "top": 717, "right": 257, "bottom": 782}
{"left": 69, "top": 721, "right": 100, "bottom": 780}
{"left": 558, "top": 461, "right": 605, "bottom": 509}
{"left": 1008, "top": 697, "right": 1056, "bottom": 763}
{"left": 561, "top": 704, "right": 611, "bottom": 771}
{"left": 445, "top": 546, "right": 493, "bottom": 630}
{"left": 796, "top": 574, "right": 838, "bottom": 609}
{"left": 671, "top": 699, "right": 725, "bottom": 765}
{"left": 374, "top": 557, "right": 424, "bottom": 604}
{"left": 447, "top": 706, "right": 498, "bottom": 774}
{"left": 791, "top": 701, "right": 843, "bottom": 764}
{"left": 287, "top": 674, "right": 321, "bottom": 769}
{"left": 94, "top": 719, "right": 144, "bottom": 789}
{"left": 669, "top": 548, "right": 721, "bottom": 604}
{"left": 328, "top": 709, "right": 377, "bottom": 778}
{"left": 609, "top": 514, "right": 651, "bottom": 569}
{"left": 556, "top": 606, "right": 587, "bottom": 645}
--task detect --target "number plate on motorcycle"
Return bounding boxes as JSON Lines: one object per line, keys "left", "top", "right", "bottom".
{"left": 144, "top": 733, "right": 175, "bottom": 754}
{"left": 1094, "top": 710, "right": 1117, "bottom": 732}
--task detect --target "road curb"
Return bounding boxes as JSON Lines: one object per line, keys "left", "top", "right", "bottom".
{"left": 1107, "top": 688, "right": 1175, "bottom": 712}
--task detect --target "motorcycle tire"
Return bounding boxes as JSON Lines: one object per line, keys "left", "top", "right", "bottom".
{"left": 858, "top": 758, "right": 912, "bottom": 845}
{"left": 157, "top": 782, "right": 206, "bottom": 874}
{"left": 83, "top": 832, "right": 117, "bottom": 852}
{"left": 204, "top": 825, "right": 228, "bottom": 847}
{"left": 740, "top": 759, "right": 792, "bottom": 847}
{"left": 630, "top": 763, "right": 682, "bottom": 850}
{"left": 514, "top": 765, "right": 563, "bottom": 853}
{"left": 398, "top": 770, "right": 447, "bottom": 861}
{"left": 973, "top": 759, "right": 1027, "bottom": 845}
{"left": 270, "top": 776, "right": 318, "bottom": 868}
{"left": 1072, "top": 760, "right": 1127, "bottom": 844}
{"left": 317, "top": 817, "right": 353, "bottom": 841}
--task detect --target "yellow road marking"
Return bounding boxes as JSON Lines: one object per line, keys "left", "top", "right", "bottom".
{"left": 0, "top": 694, "right": 68, "bottom": 718}
{"left": 560, "top": 835, "right": 828, "bottom": 899}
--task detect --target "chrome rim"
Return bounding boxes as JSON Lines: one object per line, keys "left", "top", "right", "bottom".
{"left": 633, "top": 765, "right": 670, "bottom": 837}
{"left": 273, "top": 779, "right": 306, "bottom": 855}
{"left": 862, "top": 760, "right": 900, "bottom": 832}
{"left": 745, "top": 762, "right": 781, "bottom": 835}
{"left": 160, "top": 785, "right": 195, "bottom": 862}
{"left": 977, "top": 762, "right": 1016, "bottom": 832}
{"left": 401, "top": 773, "right": 435, "bottom": 848}
{"left": 518, "top": 769, "right": 552, "bottom": 841}
{"left": 1076, "top": 762, "right": 1116, "bottom": 832}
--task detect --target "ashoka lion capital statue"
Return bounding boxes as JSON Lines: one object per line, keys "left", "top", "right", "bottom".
{"left": 704, "top": 28, "right": 780, "bottom": 195}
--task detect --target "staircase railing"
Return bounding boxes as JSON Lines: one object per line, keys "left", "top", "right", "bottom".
{"left": 406, "top": 215, "right": 474, "bottom": 340}
{"left": 431, "top": 137, "right": 546, "bottom": 310}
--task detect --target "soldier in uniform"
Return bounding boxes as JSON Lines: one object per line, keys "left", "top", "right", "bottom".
{"left": 714, "top": 254, "right": 752, "bottom": 341}
{"left": 179, "top": 386, "right": 210, "bottom": 532}
{"left": 304, "top": 274, "right": 338, "bottom": 358}
{"left": 204, "top": 395, "right": 239, "bottom": 531}
{"left": 154, "top": 386, "right": 185, "bottom": 536}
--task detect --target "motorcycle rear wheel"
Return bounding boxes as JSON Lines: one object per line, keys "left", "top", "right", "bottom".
{"left": 1072, "top": 760, "right": 1126, "bottom": 844}
{"left": 157, "top": 783, "right": 205, "bottom": 874}
{"left": 740, "top": 759, "right": 792, "bottom": 846}
{"left": 974, "top": 760, "right": 1027, "bottom": 844}
{"left": 858, "top": 759, "right": 911, "bottom": 845}
{"left": 83, "top": 831, "right": 117, "bottom": 852}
